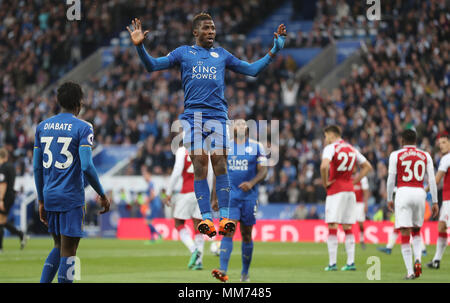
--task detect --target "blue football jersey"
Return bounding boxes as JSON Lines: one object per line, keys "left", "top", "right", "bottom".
{"left": 228, "top": 139, "right": 267, "bottom": 201}
{"left": 34, "top": 113, "right": 94, "bottom": 211}
{"left": 167, "top": 45, "right": 243, "bottom": 120}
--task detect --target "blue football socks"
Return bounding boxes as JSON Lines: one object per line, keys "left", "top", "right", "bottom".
{"left": 215, "top": 174, "right": 231, "bottom": 219}
{"left": 40, "top": 247, "right": 60, "bottom": 283}
{"left": 219, "top": 237, "right": 233, "bottom": 272}
{"left": 241, "top": 241, "right": 254, "bottom": 275}
{"left": 194, "top": 179, "right": 212, "bottom": 221}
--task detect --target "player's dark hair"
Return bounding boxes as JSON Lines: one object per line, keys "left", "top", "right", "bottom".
{"left": 57, "top": 82, "right": 83, "bottom": 111}
{"left": 323, "top": 125, "right": 342, "bottom": 137}
{"left": 192, "top": 12, "right": 213, "bottom": 31}
{"left": 401, "top": 129, "right": 417, "bottom": 145}
{"left": 0, "top": 148, "right": 7, "bottom": 160}
{"left": 437, "top": 132, "right": 449, "bottom": 141}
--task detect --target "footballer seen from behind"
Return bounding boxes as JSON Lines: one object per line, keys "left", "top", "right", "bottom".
{"left": 387, "top": 129, "right": 439, "bottom": 279}
{"left": 33, "top": 82, "right": 110, "bottom": 283}
{"left": 320, "top": 125, "right": 373, "bottom": 272}
{"left": 127, "top": 13, "right": 286, "bottom": 239}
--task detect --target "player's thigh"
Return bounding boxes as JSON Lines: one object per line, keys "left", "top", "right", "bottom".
{"left": 240, "top": 200, "right": 257, "bottom": 227}
{"left": 60, "top": 234, "right": 81, "bottom": 257}
{"left": 173, "top": 193, "right": 194, "bottom": 220}
{"left": 411, "top": 188, "right": 426, "bottom": 228}
{"left": 394, "top": 188, "right": 413, "bottom": 229}
{"left": 229, "top": 198, "right": 242, "bottom": 222}
{"left": 188, "top": 193, "right": 203, "bottom": 220}
{"left": 439, "top": 201, "right": 450, "bottom": 227}
{"left": 355, "top": 203, "right": 365, "bottom": 223}
{"left": 205, "top": 119, "right": 230, "bottom": 156}
{"left": 60, "top": 206, "right": 86, "bottom": 238}
{"left": 325, "top": 192, "right": 355, "bottom": 224}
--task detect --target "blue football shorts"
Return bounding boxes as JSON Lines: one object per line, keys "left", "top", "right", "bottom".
{"left": 179, "top": 112, "right": 230, "bottom": 153}
{"left": 47, "top": 206, "right": 85, "bottom": 238}
{"left": 229, "top": 198, "right": 258, "bottom": 226}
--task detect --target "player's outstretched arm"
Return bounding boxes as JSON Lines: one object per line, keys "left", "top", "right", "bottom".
{"left": 79, "top": 146, "right": 110, "bottom": 214}
{"left": 127, "top": 18, "right": 171, "bottom": 72}
{"left": 227, "top": 24, "right": 286, "bottom": 77}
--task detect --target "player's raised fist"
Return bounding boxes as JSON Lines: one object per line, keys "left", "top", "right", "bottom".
{"left": 126, "top": 18, "right": 150, "bottom": 46}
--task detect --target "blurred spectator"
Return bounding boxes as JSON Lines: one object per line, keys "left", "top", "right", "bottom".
{"left": 306, "top": 206, "right": 320, "bottom": 219}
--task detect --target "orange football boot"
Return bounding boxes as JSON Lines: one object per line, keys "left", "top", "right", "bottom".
{"left": 212, "top": 269, "right": 228, "bottom": 282}
{"left": 197, "top": 219, "right": 217, "bottom": 238}
{"left": 219, "top": 218, "right": 236, "bottom": 235}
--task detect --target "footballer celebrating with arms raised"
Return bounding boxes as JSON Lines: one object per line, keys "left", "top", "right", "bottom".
{"left": 127, "top": 14, "right": 286, "bottom": 238}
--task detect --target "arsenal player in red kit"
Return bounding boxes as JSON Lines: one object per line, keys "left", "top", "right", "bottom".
{"left": 320, "top": 125, "right": 373, "bottom": 272}
{"left": 387, "top": 129, "right": 439, "bottom": 279}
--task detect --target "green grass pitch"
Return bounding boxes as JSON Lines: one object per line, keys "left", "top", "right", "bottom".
{"left": 0, "top": 237, "right": 449, "bottom": 283}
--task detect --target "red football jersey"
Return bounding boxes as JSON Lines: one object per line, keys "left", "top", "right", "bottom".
{"left": 180, "top": 149, "right": 195, "bottom": 194}
{"left": 391, "top": 146, "right": 429, "bottom": 188}
{"left": 438, "top": 153, "right": 450, "bottom": 201}
{"left": 322, "top": 139, "right": 367, "bottom": 195}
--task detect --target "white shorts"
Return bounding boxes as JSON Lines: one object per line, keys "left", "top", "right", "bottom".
{"left": 394, "top": 187, "right": 426, "bottom": 229}
{"left": 439, "top": 201, "right": 450, "bottom": 225}
{"left": 325, "top": 192, "right": 356, "bottom": 224}
{"left": 355, "top": 202, "right": 365, "bottom": 222}
{"left": 173, "top": 192, "right": 202, "bottom": 220}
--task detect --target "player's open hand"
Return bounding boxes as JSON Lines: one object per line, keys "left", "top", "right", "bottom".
{"left": 98, "top": 195, "right": 111, "bottom": 214}
{"left": 324, "top": 179, "right": 335, "bottom": 188}
{"left": 163, "top": 195, "right": 172, "bottom": 207}
{"left": 431, "top": 203, "right": 439, "bottom": 219}
{"left": 271, "top": 24, "right": 287, "bottom": 54}
{"left": 126, "top": 18, "right": 149, "bottom": 46}
{"left": 387, "top": 201, "right": 394, "bottom": 212}
{"left": 38, "top": 202, "right": 48, "bottom": 226}
{"left": 239, "top": 182, "right": 253, "bottom": 192}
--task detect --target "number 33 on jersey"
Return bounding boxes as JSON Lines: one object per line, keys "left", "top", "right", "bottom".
{"left": 34, "top": 112, "right": 94, "bottom": 212}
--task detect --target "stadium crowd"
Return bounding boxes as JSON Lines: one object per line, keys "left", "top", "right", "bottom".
{"left": 0, "top": 0, "right": 449, "bottom": 210}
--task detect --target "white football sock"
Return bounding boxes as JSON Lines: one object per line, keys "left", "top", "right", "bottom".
{"left": 194, "top": 233, "right": 205, "bottom": 263}
{"left": 327, "top": 233, "right": 338, "bottom": 266}
{"left": 345, "top": 233, "right": 355, "bottom": 265}
{"left": 179, "top": 227, "right": 196, "bottom": 253}
{"left": 387, "top": 231, "right": 398, "bottom": 249}
{"left": 411, "top": 235, "right": 422, "bottom": 263}
{"left": 401, "top": 244, "right": 414, "bottom": 276}
{"left": 433, "top": 234, "right": 448, "bottom": 262}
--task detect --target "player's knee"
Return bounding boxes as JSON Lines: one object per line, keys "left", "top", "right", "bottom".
{"left": 438, "top": 221, "right": 447, "bottom": 233}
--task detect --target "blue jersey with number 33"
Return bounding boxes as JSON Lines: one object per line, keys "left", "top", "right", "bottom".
{"left": 34, "top": 113, "right": 94, "bottom": 212}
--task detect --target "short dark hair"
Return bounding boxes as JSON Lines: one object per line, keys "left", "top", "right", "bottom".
{"left": 57, "top": 82, "right": 83, "bottom": 111}
{"left": 323, "top": 125, "right": 342, "bottom": 136}
{"left": 437, "top": 132, "right": 449, "bottom": 141}
{"left": 401, "top": 129, "right": 417, "bottom": 145}
{"left": 192, "top": 12, "right": 213, "bottom": 31}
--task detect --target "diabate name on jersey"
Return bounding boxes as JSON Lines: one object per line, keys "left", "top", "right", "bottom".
{"left": 43, "top": 122, "right": 73, "bottom": 131}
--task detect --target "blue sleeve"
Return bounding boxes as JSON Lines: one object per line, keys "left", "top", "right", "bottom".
{"left": 136, "top": 44, "right": 172, "bottom": 72}
{"left": 225, "top": 49, "right": 273, "bottom": 77}
{"left": 79, "top": 146, "right": 105, "bottom": 196}
{"left": 33, "top": 147, "right": 44, "bottom": 202}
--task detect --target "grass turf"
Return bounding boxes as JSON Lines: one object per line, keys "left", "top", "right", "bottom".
{"left": 0, "top": 237, "right": 449, "bottom": 283}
